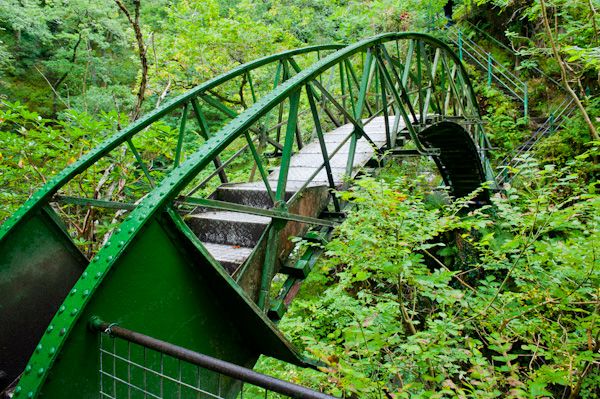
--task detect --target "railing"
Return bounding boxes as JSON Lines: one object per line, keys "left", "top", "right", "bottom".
{"left": 461, "top": 21, "right": 563, "bottom": 87}
{"left": 497, "top": 97, "right": 576, "bottom": 184}
{"left": 446, "top": 28, "right": 529, "bottom": 119}
{"left": 93, "top": 319, "right": 338, "bottom": 399}
{"left": 443, "top": 24, "right": 579, "bottom": 184}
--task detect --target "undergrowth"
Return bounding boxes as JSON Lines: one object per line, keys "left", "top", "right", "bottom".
{"left": 256, "top": 150, "right": 599, "bottom": 398}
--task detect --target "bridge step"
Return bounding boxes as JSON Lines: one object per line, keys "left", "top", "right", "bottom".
{"left": 187, "top": 211, "right": 270, "bottom": 247}
{"left": 201, "top": 242, "right": 254, "bottom": 274}
{"left": 216, "top": 184, "right": 295, "bottom": 208}
{"left": 184, "top": 117, "right": 397, "bottom": 279}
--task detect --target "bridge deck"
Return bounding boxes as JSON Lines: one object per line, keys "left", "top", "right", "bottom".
{"left": 243, "top": 115, "right": 397, "bottom": 190}
{"left": 188, "top": 116, "right": 401, "bottom": 275}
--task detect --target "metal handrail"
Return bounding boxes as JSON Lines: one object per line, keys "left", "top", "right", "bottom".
{"left": 459, "top": 33, "right": 525, "bottom": 88}
{"left": 92, "top": 319, "right": 338, "bottom": 399}
{"left": 447, "top": 30, "right": 526, "bottom": 95}
{"left": 497, "top": 98, "right": 576, "bottom": 183}
{"left": 444, "top": 24, "right": 578, "bottom": 185}
{"left": 462, "top": 21, "right": 564, "bottom": 88}
{"left": 455, "top": 40, "right": 523, "bottom": 99}
{"left": 445, "top": 28, "right": 529, "bottom": 119}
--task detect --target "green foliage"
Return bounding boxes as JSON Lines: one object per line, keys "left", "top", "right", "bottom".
{"left": 0, "top": 0, "right": 141, "bottom": 115}
{"left": 0, "top": 99, "right": 178, "bottom": 249}
{"left": 0, "top": 101, "right": 110, "bottom": 220}
{"left": 256, "top": 157, "right": 599, "bottom": 398}
{"left": 469, "top": 73, "right": 529, "bottom": 159}
{"left": 530, "top": 96, "right": 600, "bottom": 174}
{"left": 460, "top": 0, "right": 600, "bottom": 99}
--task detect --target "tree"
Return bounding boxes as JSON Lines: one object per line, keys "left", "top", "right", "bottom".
{"left": 0, "top": 0, "right": 138, "bottom": 116}
{"left": 114, "top": 0, "right": 149, "bottom": 121}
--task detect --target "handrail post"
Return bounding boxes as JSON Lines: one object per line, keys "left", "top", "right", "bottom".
{"left": 523, "top": 82, "right": 528, "bottom": 121}
{"left": 457, "top": 30, "right": 463, "bottom": 61}
{"left": 487, "top": 53, "right": 493, "bottom": 87}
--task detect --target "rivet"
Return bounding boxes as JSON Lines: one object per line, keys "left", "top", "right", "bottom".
{"left": 36, "top": 344, "right": 42, "bottom": 352}
{"left": 49, "top": 347, "right": 56, "bottom": 355}
{"left": 70, "top": 308, "right": 78, "bottom": 316}
{"left": 105, "top": 241, "right": 111, "bottom": 247}
{"left": 59, "top": 305, "right": 66, "bottom": 313}
{"left": 25, "top": 365, "right": 32, "bottom": 374}
{"left": 37, "top": 368, "right": 44, "bottom": 375}
{"left": 59, "top": 328, "right": 66, "bottom": 336}
{"left": 70, "top": 288, "right": 77, "bottom": 296}
{"left": 15, "top": 386, "right": 21, "bottom": 394}
{"left": 82, "top": 272, "right": 88, "bottom": 279}
{"left": 118, "top": 241, "right": 124, "bottom": 247}
{"left": 28, "top": 392, "right": 33, "bottom": 398}
{"left": 116, "top": 228, "right": 121, "bottom": 233}
{"left": 46, "top": 325, "right": 54, "bottom": 333}
{"left": 95, "top": 272, "right": 102, "bottom": 279}
{"left": 129, "top": 228, "right": 134, "bottom": 234}
{"left": 107, "top": 256, "right": 113, "bottom": 261}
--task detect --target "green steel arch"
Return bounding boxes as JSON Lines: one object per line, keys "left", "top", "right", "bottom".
{"left": 1, "top": 33, "right": 495, "bottom": 399}
{"left": 0, "top": 43, "right": 342, "bottom": 395}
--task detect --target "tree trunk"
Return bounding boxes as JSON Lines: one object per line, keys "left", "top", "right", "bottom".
{"left": 115, "top": 0, "right": 148, "bottom": 121}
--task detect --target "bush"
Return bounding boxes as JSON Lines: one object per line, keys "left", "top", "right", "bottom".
{"left": 257, "top": 156, "right": 599, "bottom": 398}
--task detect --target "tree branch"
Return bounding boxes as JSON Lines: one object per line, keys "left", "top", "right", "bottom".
{"left": 539, "top": 0, "right": 599, "bottom": 141}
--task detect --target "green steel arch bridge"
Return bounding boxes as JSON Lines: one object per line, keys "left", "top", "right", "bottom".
{"left": 0, "top": 33, "right": 496, "bottom": 399}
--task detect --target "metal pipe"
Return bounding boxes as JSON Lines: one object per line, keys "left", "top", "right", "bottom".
{"left": 91, "top": 319, "right": 339, "bottom": 399}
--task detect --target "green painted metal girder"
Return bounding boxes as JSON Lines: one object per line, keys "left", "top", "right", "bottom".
{"left": 178, "top": 197, "right": 338, "bottom": 228}
{"left": 52, "top": 195, "right": 137, "bottom": 211}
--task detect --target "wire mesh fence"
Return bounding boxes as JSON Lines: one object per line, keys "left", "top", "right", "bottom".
{"left": 98, "top": 329, "right": 332, "bottom": 399}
